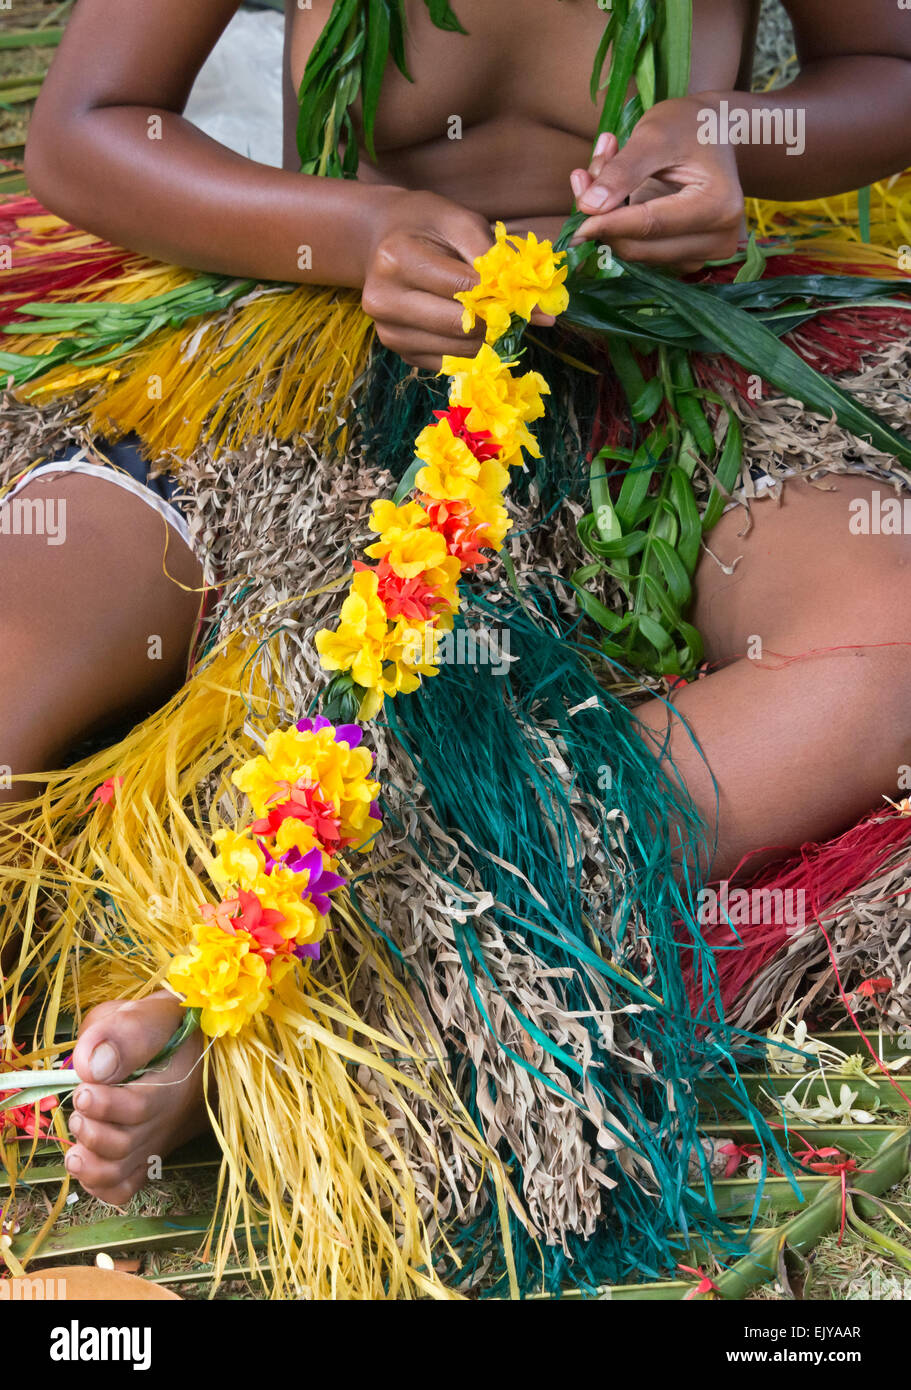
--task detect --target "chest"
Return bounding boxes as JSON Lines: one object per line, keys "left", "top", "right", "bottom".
{"left": 290, "top": 0, "right": 756, "bottom": 150}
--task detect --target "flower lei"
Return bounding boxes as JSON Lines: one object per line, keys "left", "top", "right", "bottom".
{"left": 0, "top": 223, "right": 568, "bottom": 1098}
{"left": 164, "top": 224, "right": 568, "bottom": 1037}
{"left": 315, "top": 223, "right": 569, "bottom": 720}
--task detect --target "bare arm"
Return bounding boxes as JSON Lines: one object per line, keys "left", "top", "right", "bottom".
{"left": 24, "top": 0, "right": 397, "bottom": 287}
{"left": 708, "top": 0, "right": 911, "bottom": 200}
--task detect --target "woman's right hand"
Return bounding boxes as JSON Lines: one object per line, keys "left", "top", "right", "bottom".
{"left": 361, "top": 189, "right": 497, "bottom": 371}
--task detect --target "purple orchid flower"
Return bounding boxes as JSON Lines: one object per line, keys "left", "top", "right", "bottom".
{"left": 295, "top": 715, "right": 363, "bottom": 749}
{"left": 294, "top": 941, "right": 321, "bottom": 962}
{"left": 261, "top": 842, "right": 347, "bottom": 915}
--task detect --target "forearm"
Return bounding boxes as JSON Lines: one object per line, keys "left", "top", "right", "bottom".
{"left": 24, "top": 106, "right": 397, "bottom": 289}
{"left": 701, "top": 57, "right": 911, "bottom": 201}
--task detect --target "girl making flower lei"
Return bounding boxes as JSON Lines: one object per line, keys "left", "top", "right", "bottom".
{"left": 1, "top": 0, "right": 910, "bottom": 1287}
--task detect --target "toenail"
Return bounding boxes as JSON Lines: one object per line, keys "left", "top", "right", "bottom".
{"left": 89, "top": 1042, "right": 118, "bottom": 1082}
{"left": 65, "top": 1152, "right": 83, "bottom": 1175}
{"left": 69, "top": 1113, "right": 82, "bottom": 1135}
{"left": 74, "top": 1087, "right": 92, "bottom": 1112}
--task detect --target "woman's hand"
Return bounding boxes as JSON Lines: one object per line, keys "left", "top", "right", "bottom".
{"left": 361, "top": 190, "right": 558, "bottom": 371}
{"left": 361, "top": 190, "right": 495, "bottom": 371}
{"left": 569, "top": 96, "right": 745, "bottom": 273}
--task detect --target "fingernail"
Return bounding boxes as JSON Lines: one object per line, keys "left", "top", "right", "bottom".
{"left": 580, "top": 186, "right": 609, "bottom": 211}
{"left": 65, "top": 1151, "right": 83, "bottom": 1175}
{"left": 594, "top": 132, "right": 611, "bottom": 158}
{"left": 570, "top": 170, "right": 587, "bottom": 199}
{"left": 89, "top": 1042, "right": 118, "bottom": 1082}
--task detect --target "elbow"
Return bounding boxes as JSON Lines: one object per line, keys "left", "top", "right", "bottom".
{"left": 24, "top": 100, "right": 96, "bottom": 227}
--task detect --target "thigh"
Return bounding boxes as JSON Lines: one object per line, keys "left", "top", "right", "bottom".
{"left": 691, "top": 476, "right": 911, "bottom": 662}
{"left": 0, "top": 470, "right": 204, "bottom": 779}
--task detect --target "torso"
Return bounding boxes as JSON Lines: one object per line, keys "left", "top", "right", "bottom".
{"left": 284, "top": 0, "right": 758, "bottom": 230}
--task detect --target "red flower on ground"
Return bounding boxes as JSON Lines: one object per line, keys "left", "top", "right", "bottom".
{"left": 0, "top": 1045, "right": 59, "bottom": 1140}
{"left": 855, "top": 976, "right": 892, "bottom": 999}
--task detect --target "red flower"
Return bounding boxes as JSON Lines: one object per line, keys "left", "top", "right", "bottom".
{"left": 252, "top": 785, "right": 342, "bottom": 848}
{"left": 856, "top": 976, "right": 892, "bottom": 999}
{"left": 432, "top": 406, "right": 501, "bottom": 461}
{"left": 200, "top": 890, "right": 291, "bottom": 967}
{"left": 353, "top": 559, "right": 443, "bottom": 622}
{"left": 421, "top": 497, "right": 491, "bottom": 568}
{"left": 0, "top": 1044, "right": 59, "bottom": 1140}
{"left": 88, "top": 776, "right": 123, "bottom": 809}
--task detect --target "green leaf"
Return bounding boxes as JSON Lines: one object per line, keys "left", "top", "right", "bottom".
{"left": 571, "top": 578, "right": 629, "bottom": 634}
{"left": 667, "top": 465, "right": 702, "bottom": 573}
{"left": 631, "top": 376, "right": 665, "bottom": 422}
{"left": 393, "top": 456, "right": 423, "bottom": 505}
{"left": 637, "top": 612, "right": 674, "bottom": 653}
{"left": 621, "top": 259, "right": 911, "bottom": 466}
{"left": 598, "top": 0, "right": 653, "bottom": 138}
{"left": 590, "top": 11, "right": 617, "bottom": 102}
{"left": 733, "top": 231, "right": 768, "bottom": 285}
{"left": 658, "top": 0, "right": 692, "bottom": 101}
{"left": 362, "top": 0, "right": 391, "bottom": 162}
{"left": 702, "top": 408, "right": 743, "bottom": 532}
{"left": 650, "top": 535, "right": 692, "bottom": 607}
{"left": 422, "top": 0, "right": 467, "bottom": 34}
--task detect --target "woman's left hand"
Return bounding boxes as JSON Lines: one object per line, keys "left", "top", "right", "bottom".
{"left": 570, "top": 95, "right": 746, "bottom": 273}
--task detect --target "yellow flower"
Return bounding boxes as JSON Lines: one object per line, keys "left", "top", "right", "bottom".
{"left": 441, "top": 344, "right": 549, "bottom": 461}
{"left": 455, "top": 223, "right": 569, "bottom": 343}
{"left": 167, "top": 923, "right": 272, "bottom": 1038}
{"left": 232, "top": 755, "right": 282, "bottom": 819}
{"left": 414, "top": 418, "right": 482, "bottom": 502}
{"left": 253, "top": 870, "right": 328, "bottom": 946}
{"left": 380, "top": 617, "right": 446, "bottom": 696}
{"left": 365, "top": 499, "right": 448, "bottom": 578}
{"left": 211, "top": 828, "right": 265, "bottom": 890}
{"left": 315, "top": 568, "right": 389, "bottom": 690}
{"left": 273, "top": 818, "right": 321, "bottom": 858}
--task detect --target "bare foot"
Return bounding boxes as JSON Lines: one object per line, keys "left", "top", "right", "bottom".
{"left": 65, "top": 992, "right": 208, "bottom": 1205}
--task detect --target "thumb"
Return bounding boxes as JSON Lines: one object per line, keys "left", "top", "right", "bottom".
{"left": 576, "top": 124, "right": 665, "bottom": 215}
{"left": 73, "top": 992, "right": 183, "bottom": 1084}
{"left": 445, "top": 210, "right": 496, "bottom": 274}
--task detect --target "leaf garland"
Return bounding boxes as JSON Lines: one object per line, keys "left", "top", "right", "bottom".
{"left": 296, "top": 0, "right": 466, "bottom": 176}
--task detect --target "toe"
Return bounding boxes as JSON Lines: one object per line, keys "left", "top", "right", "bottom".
{"left": 68, "top": 1111, "right": 145, "bottom": 1162}
{"left": 73, "top": 1081, "right": 153, "bottom": 1127}
{"left": 65, "top": 1146, "right": 148, "bottom": 1204}
{"left": 73, "top": 990, "right": 186, "bottom": 1086}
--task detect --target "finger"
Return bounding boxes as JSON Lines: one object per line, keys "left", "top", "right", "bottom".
{"left": 571, "top": 168, "right": 594, "bottom": 203}
{"left": 587, "top": 130, "right": 619, "bottom": 180}
{"left": 579, "top": 187, "right": 741, "bottom": 246}
{"left": 576, "top": 122, "right": 669, "bottom": 214}
{"left": 438, "top": 211, "right": 496, "bottom": 273}
{"left": 585, "top": 231, "right": 726, "bottom": 269}
{"left": 373, "top": 288, "right": 485, "bottom": 343}
{"left": 377, "top": 326, "right": 487, "bottom": 370}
